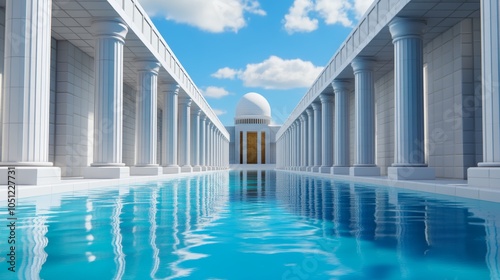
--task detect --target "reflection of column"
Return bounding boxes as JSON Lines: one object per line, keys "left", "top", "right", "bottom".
{"left": 131, "top": 60, "right": 162, "bottom": 175}
{"left": 388, "top": 17, "right": 434, "bottom": 180}
{"left": 312, "top": 102, "right": 322, "bottom": 172}
{"left": 0, "top": 0, "right": 61, "bottom": 184}
{"left": 84, "top": 19, "right": 130, "bottom": 179}
{"left": 349, "top": 57, "right": 380, "bottom": 176}
{"left": 162, "top": 84, "right": 181, "bottom": 174}
{"left": 468, "top": 0, "right": 500, "bottom": 187}
{"left": 332, "top": 80, "right": 350, "bottom": 175}
{"left": 179, "top": 98, "right": 192, "bottom": 173}
{"left": 306, "top": 108, "right": 314, "bottom": 171}
{"left": 320, "top": 93, "right": 334, "bottom": 173}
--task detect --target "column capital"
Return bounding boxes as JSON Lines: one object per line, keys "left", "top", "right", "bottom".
{"left": 161, "top": 83, "right": 180, "bottom": 95}
{"left": 351, "top": 57, "right": 375, "bottom": 74}
{"left": 311, "top": 102, "right": 321, "bottom": 111}
{"left": 91, "top": 18, "right": 128, "bottom": 42}
{"left": 305, "top": 107, "right": 313, "bottom": 116}
{"left": 135, "top": 59, "right": 161, "bottom": 74}
{"left": 191, "top": 108, "right": 202, "bottom": 116}
{"left": 202, "top": 115, "right": 208, "bottom": 122}
{"left": 389, "top": 17, "right": 426, "bottom": 42}
{"left": 299, "top": 115, "right": 306, "bottom": 122}
{"left": 179, "top": 97, "right": 192, "bottom": 107}
{"left": 332, "top": 79, "right": 351, "bottom": 93}
{"left": 319, "top": 93, "right": 335, "bottom": 104}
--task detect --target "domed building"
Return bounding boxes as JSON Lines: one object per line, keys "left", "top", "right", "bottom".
{"left": 226, "top": 93, "right": 281, "bottom": 166}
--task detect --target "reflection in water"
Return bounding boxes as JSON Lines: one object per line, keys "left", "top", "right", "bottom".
{"left": 0, "top": 171, "right": 499, "bottom": 279}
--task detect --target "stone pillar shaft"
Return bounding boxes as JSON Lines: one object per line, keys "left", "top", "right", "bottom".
{"left": 320, "top": 94, "right": 334, "bottom": 172}
{"left": 178, "top": 98, "right": 192, "bottom": 171}
{"left": 333, "top": 80, "right": 350, "bottom": 167}
{"left": 191, "top": 109, "right": 201, "bottom": 171}
{"left": 312, "top": 102, "right": 322, "bottom": 171}
{"left": 135, "top": 60, "right": 160, "bottom": 166}
{"left": 90, "top": 19, "right": 128, "bottom": 166}
{"left": 162, "top": 84, "right": 179, "bottom": 167}
{"left": 389, "top": 18, "right": 426, "bottom": 167}
{"left": 480, "top": 0, "right": 500, "bottom": 166}
{"left": 1, "top": 0, "right": 53, "bottom": 165}
{"left": 352, "top": 57, "right": 376, "bottom": 166}
{"left": 306, "top": 108, "right": 314, "bottom": 170}
{"left": 200, "top": 117, "right": 207, "bottom": 168}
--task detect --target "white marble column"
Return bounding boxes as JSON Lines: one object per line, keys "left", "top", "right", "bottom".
{"left": 200, "top": 116, "right": 207, "bottom": 171}
{"left": 0, "top": 0, "right": 61, "bottom": 184}
{"left": 320, "top": 93, "right": 335, "bottom": 173}
{"left": 306, "top": 108, "right": 314, "bottom": 171}
{"left": 388, "top": 17, "right": 435, "bottom": 180}
{"left": 349, "top": 57, "right": 380, "bottom": 176}
{"left": 292, "top": 122, "right": 297, "bottom": 169}
{"left": 131, "top": 60, "right": 162, "bottom": 176}
{"left": 210, "top": 124, "right": 215, "bottom": 169}
{"left": 311, "top": 102, "right": 322, "bottom": 172}
{"left": 299, "top": 114, "right": 307, "bottom": 171}
{"left": 468, "top": 0, "right": 500, "bottom": 188}
{"left": 295, "top": 120, "right": 301, "bottom": 170}
{"left": 161, "top": 84, "right": 181, "bottom": 174}
{"left": 84, "top": 19, "right": 130, "bottom": 179}
{"left": 257, "top": 130, "right": 262, "bottom": 164}
{"left": 178, "top": 98, "right": 192, "bottom": 173}
{"left": 242, "top": 130, "right": 248, "bottom": 165}
{"left": 332, "top": 80, "right": 350, "bottom": 175}
{"left": 206, "top": 122, "right": 212, "bottom": 170}
{"left": 216, "top": 131, "right": 220, "bottom": 169}
{"left": 191, "top": 109, "right": 202, "bottom": 172}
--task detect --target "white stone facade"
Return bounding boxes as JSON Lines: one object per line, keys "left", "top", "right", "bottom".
{"left": 0, "top": 0, "right": 229, "bottom": 185}
{"left": 276, "top": 0, "right": 500, "bottom": 189}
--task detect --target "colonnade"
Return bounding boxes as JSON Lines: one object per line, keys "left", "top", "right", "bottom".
{"left": 0, "top": 0, "right": 229, "bottom": 184}
{"left": 276, "top": 17, "right": 435, "bottom": 180}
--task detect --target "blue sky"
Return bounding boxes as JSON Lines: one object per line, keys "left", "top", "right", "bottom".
{"left": 139, "top": 0, "right": 374, "bottom": 126}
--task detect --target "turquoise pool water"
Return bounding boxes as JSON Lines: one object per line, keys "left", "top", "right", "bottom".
{"left": 0, "top": 171, "right": 499, "bottom": 279}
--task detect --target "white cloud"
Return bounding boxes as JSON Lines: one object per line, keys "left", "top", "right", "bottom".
{"left": 213, "top": 109, "right": 227, "bottom": 116}
{"left": 315, "top": 0, "right": 352, "bottom": 27}
{"left": 353, "top": 0, "right": 374, "bottom": 18}
{"left": 283, "top": 0, "right": 375, "bottom": 33}
{"left": 201, "top": 86, "right": 230, "bottom": 98}
{"left": 214, "top": 56, "right": 323, "bottom": 90}
{"left": 283, "top": 0, "right": 318, "bottom": 33}
{"left": 212, "top": 67, "right": 238, "bottom": 79}
{"left": 139, "top": 0, "right": 265, "bottom": 33}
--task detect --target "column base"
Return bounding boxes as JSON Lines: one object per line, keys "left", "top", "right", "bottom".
{"left": 312, "top": 166, "right": 321, "bottom": 172}
{"left": 163, "top": 166, "right": 181, "bottom": 174}
{"left": 130, "top": 166, "right": 162, "bottom": 176}
{"left": 201, "top": 166, "right": 208, "bottom": 171}
{"left": 331, "top": 166, "right": 350, "bottom": 175}
{"left": 388, "top": 166, "right": 435, "bottom": 180}
{"left": 299, "top": 167, "right": 307, "bottom": 171}
{"left": 83, "top": 166, "right": 129, "bottom": 179}
{"left": 468, "top": 167, "right": 500, "bottom": 188}
{"left": 181, "top": 165, "right": 193, "bottom": 173}
{"left": 320, "top": 166, "right": 332, "bottom": 173}
{"left": 0, "top": 167, "right": 61, "bottom": 185}
{"left": 349, "top": 166, "right": 380, "bottom": 177}
{"left": 193, "top": 166, "right": 202, "bottom": 172}
{"left": 306, "top": 166, "right": 313, "bottom": 172}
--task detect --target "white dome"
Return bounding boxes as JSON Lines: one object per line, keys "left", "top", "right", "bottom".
{"left": 235, "top": 92, "right": 271, "bottom": 120}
